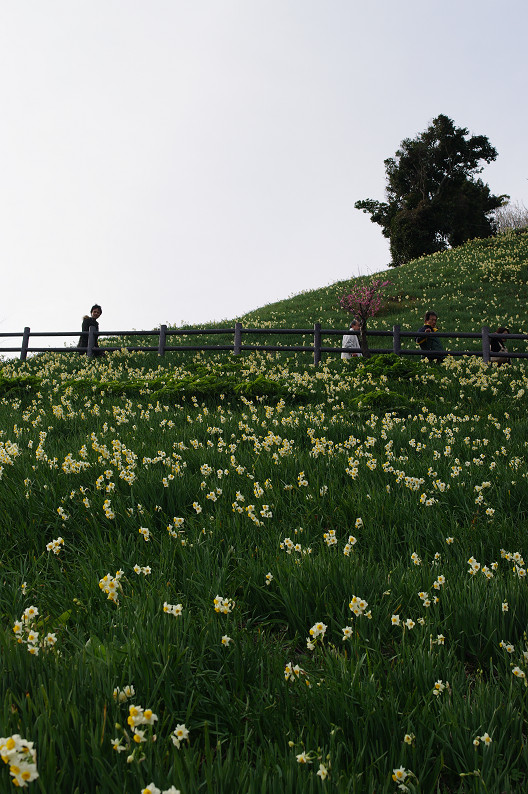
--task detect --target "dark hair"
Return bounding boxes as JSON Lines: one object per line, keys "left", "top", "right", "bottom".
{"left": 424, "top": 311, "right": 437, "bottom": 322}
{"left": 496, "top": 326, "right": 509, "bottom": 334}
{"left": 91, "top": 304, "right": 102, "bottom": 313}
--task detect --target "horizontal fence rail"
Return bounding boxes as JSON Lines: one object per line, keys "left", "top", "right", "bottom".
{"left": 0, "top": 325, "right": 525, "bottom": 365}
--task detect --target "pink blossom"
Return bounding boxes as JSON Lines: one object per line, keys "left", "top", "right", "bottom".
{"left": 340, "top": 279, "right": 391, "bottom": 322}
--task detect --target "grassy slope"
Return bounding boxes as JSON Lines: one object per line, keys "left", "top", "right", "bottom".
{"left": 1, "top": 232, "right": 528, "bottom": 794}
{"left": 238, "top": 229, "right": 528, "bottom": 334}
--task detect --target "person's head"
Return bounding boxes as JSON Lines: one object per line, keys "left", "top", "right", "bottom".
{"left": 350, "top": 319, "right": 360, "bottom": 330}
{"left": 90, "top": 304, "right": 102, "bottom": 319}
{"left": 496, "top": 326, "right": 509, "bottom": 334}
{"left": 424, "top": 311, "right": 437, "bottom": 327}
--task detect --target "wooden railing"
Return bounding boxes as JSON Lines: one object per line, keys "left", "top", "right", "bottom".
{"left": 0, "top": 324, "right": 525, "bottom": 365}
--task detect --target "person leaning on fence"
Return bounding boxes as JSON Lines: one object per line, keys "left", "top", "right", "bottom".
{"left": 341, "top": 319, "right": 362, "bottom": 359}
{"left": 490, "top": 326, "right": 510, "bottom": 366}
{"left": 416, "top": 311, "right": 444, "bottom": 363}
{"left": 78, "top": 304, "right": 104, "bottom": 356}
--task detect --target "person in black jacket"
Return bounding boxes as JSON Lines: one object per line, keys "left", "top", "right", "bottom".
{"left": 78, "top": 304, "right": 103, "bottom": 355}
{"left": 416, "top": 311, "right": 444, "bottom": 363}
{"left": 490, "top": 326, "right": 509, "bottom": 365}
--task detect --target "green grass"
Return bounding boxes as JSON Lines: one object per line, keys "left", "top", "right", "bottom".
{"left": 1, "top": 232, "right": 528, "bottom": 792}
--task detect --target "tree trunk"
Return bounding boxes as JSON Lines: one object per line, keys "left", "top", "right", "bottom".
{"left": 359, "top": 322, "right": 370, "bottom": 358}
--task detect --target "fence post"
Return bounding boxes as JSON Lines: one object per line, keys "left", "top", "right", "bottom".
{"left": 158, "top": 324, "right": 167, "bottom": 356}
{"left": 87, "top": 325, "right": 97, "bottom": 358}
{"left": 313, "top": 322, "right": 321, "bottom": 366}
{"left": 393, "top": 324, "right": 401, "bottom": 356}
{"left": 234, "top": 322, "right": 242, "bottom": 355}
{"left": 20, "top": 327, "right": 30, "bottom": 361}
{"left": 482, "top": 326, "right": 490, "bottom": 364}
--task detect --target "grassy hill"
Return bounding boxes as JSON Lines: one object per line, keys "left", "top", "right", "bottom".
{"left": 1, "top": 231, "right": 528, "bottom": 793}
{"left": 238, "top": 228, "right": 528, "bottom": 335}
{"left": 168, "top": 228, "right": 528, "bottom": 360}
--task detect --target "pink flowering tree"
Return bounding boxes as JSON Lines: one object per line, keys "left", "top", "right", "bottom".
{"left": 339, "top": 278, "right": 392, "bottom": 358}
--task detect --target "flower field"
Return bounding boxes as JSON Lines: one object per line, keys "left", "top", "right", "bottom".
{"left": 2, "top": 233, "right": 528, "bottom": 792}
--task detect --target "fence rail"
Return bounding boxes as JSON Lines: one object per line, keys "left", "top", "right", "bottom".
{"left": 0, "top": 324, "right": 525, "bottom": 365}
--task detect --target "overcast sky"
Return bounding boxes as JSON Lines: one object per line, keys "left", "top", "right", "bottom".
{"left": 0, "top": 0, "right": 526, "bottom": 349}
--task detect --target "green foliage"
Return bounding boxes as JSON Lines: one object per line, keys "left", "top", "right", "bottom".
{"left": 1, "top": 234, "right": 528, "bottom": 792}
{"left": 58, "top": 371, "right": 308, "bottom": 403}
{"left": 349, "top": 387, "right": 412, "bottom": 413}
{"left": 355, "top": 114, "right": 506, "bottom": 265}
{"left": 355, "top": 353, "right": 421, "bottom": 379}
{"left": 0, "top": 374, "right": 41, "bottom": 396}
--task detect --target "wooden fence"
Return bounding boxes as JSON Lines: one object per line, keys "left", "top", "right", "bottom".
{"left": 0, "top": 324, "right": 526, "bottom": 365}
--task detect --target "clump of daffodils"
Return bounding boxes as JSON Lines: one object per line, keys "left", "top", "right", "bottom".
{"left": 127, "top": 704, "right": 158, "bottom": 734}
{"left": 501, "top": 549, "right": 527, "bottom": 579}
{"left": 323, "top": 529, "right": 337, "bottom": 547}
{"left": 170, "top": 723, "right": 189, "bottom": 749}
{"left": 432, "top": 679, "right": 450, "bottom": 697}
{"left": 99, "top": 570, "right": 124, "bottom": 604}
{"left": 343, "top": 535, "right": 357, "bottom": 556}
{"left": 468, "top": 557, "right": 481, "bottom": 575}
{"left": 280, "top": 537, "right": 311, "bottom": 556}
{"left": 45, "top": 536, "right": 64, "bottom": 555}
{"left": 349, "top": 595, "right": 372, "bottom": 619}
{"left": 473, "top": 732, "right": 492, "bottom": 747}
{"left": 307, "top": 621, "right": 327, "bottom": 650}
{"left": 113, "top": 685, "right": 135, "bottom": 703}
{"left": 284, "top": 661, "right": 310, "bottom": 687}
{"left": 291, "top": 742, "right": 328, "bottom": 776}
{"left": 342, "top": 625, "right": 354, "bottom": 641}
{"left": 430, "top": 634, "right": 445, "bottom": 648}
{"left": 166, "top": 517, "right": 185, "bottom": 541}
{"left": 112, "top": 704, "right": 159, "bottom": 758}
{"left": 163, "top": 602, "right": 183, "bottom": 617}
{"left": 0, "top": 734, "right": 39, "bottom": 788}
{"left": 392, "top": 766, "right": 417, "bottom": 789}
{"left": 12, "top": 606, "right": 57, "bottom": 656}
{"left": 213, "top": 595, "right": 234, "bottom": 614}
{"left": 133, "top": 564, "right": 152, "bottom": 576}
{"left": 141, "top": 784, "right": 180, "bottom": 794}
{"left": 103, "top": 499, "right": 115, "bottom": 519}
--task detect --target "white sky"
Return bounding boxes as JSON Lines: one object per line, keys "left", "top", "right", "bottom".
{"left": 1, "top": 0, "right": 526, "bottom": 349}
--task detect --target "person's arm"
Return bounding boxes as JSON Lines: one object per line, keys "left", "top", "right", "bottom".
{"left": 78, "top": 316, "right": 90, "bottom": 350}
{"left": 416, "top": 326, "right": 431, "bottom": 347}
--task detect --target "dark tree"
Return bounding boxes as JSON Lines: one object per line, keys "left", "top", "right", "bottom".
{"left": 355, "top": 115, "right": 507, "bottom": 265}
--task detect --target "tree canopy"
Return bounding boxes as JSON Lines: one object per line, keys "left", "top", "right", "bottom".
{"left": 355, "top": 115, "right": 507, "bottom": 266}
